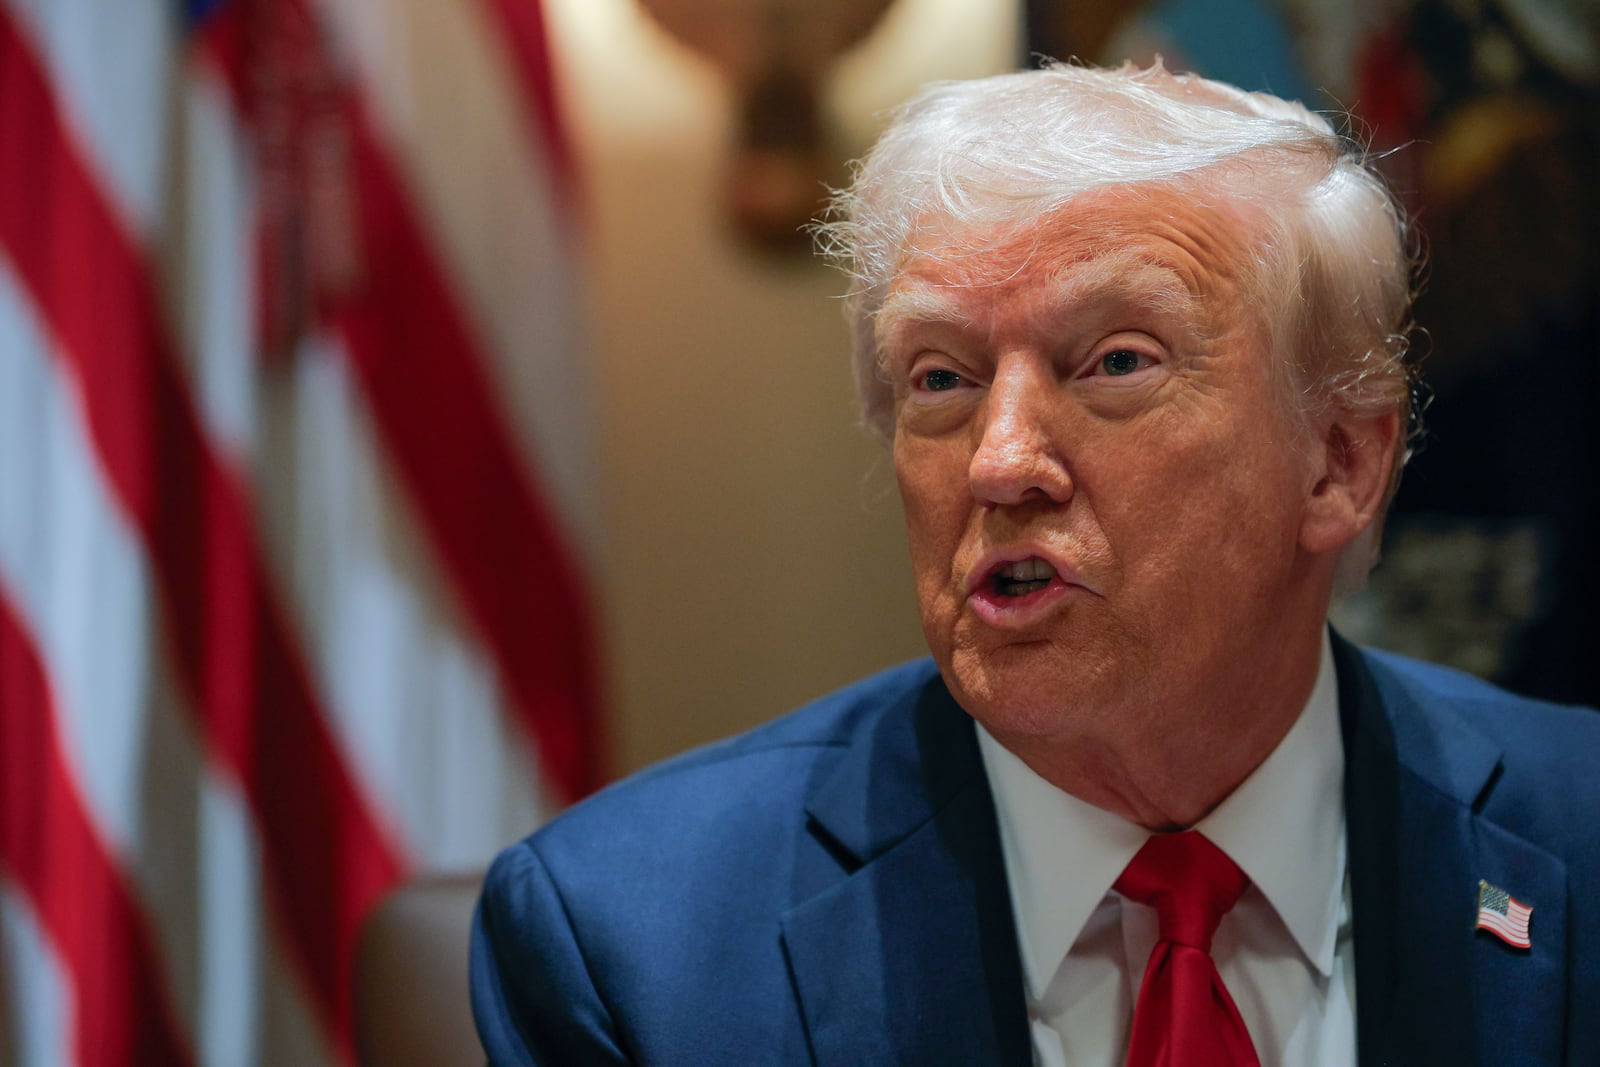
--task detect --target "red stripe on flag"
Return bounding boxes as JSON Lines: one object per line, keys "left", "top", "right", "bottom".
{"left": 198, "top": 3, "right": 605, "bottom": 803}
{"left": 336, "top": 101, "right": 605, "bottom": 802}
{"left": 0, "top": 14, "right": 405, "bottom": 1062}
{"left": 477, "top": 0, "right": 581, "bottom": 202}
{"left": 0, "top": 588, "right": 195, "bottom": 1067}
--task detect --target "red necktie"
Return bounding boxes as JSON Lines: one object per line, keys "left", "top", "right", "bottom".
{"left": 1115, "top": 831, "right": 1261, "bottom": 1067}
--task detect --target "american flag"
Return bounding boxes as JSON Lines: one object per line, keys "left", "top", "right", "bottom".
{"left": 0, "top": 0, "right": 601, "bottom": 1064}
{"left": 1476, "top": 880, "right": 1533, "bottom": 949}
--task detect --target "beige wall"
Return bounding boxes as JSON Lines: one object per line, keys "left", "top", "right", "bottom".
{"left": 543, "top": 0, "right": 1018, "bottom": 776}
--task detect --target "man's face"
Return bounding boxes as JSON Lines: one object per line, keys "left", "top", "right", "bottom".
{"left": 884, "top": 188, "right": 1332, "bottom": 762}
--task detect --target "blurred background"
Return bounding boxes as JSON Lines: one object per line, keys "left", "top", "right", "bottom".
{"left": 0, "top": 0, "right": 1593, "bottom": 1063}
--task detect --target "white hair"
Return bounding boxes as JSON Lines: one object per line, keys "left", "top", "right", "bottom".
{"left": 818, "top": 60, "right": 1419, "bottom": 591}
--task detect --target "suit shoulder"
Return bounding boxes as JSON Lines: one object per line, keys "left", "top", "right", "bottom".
{"left": 473, "top": 665, "right": 947, "bottom": 1065}
{"left": 1357, "top": 645, "right": 1600, "bottom": 839}
{"left": 505, "top": 658, "right": 939, "bottom": 868}
{"left": 1359, "top": 645, "right": 1600, "bottom": 754}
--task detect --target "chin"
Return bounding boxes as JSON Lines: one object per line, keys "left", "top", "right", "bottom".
{"left": 937, "top": 634, "right": 1126, "bottom": 743}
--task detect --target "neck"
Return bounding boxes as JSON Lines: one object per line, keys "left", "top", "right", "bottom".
{"left": 999, "top": 618, "right": 1328, "bottom": 831}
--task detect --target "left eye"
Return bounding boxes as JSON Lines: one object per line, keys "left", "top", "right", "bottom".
{"left": 1098, "top": 349, "right": 1147, "bottom": 376}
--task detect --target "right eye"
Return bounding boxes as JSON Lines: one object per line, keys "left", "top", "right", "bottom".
{"left": 919, "top": 368, "right": 963, "bottom": 392}
{"left": 1098, "top": 349, "right": 1148, "bottom": 376}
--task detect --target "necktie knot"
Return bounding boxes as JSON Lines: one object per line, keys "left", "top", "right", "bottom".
{"left": 1114, "top": 830, "right": 1249, "bottom": 952}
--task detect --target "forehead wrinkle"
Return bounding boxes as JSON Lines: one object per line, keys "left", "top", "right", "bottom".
{"left": 955, "top": 186, "right": 1258, "bottom": 337}
{"left": 1037, "top": 253, "right": 1202, "bottom": 329}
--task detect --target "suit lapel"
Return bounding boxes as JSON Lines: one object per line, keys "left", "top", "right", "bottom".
{"left": 780, "top": 639, "right": 1571, "bottom": 1066}
{"left": 1337, "top": 636, "right": 1568, "bottom": 1067}
{"left": 780, "top": 675, "right": 1030, "bottom": 1067}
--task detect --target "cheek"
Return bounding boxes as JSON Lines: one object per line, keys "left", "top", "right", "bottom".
{"left": 1107, "top": 418, "right": 1307, "bottom": 592}
{"left": 1092, "top": 395, "right": 1266, "bottom": 505}
{"left": 894, "top": 435, "right": 965, "bottom": 525}
{"left": 893, "top": 438, "right": 969, "bottom": 596}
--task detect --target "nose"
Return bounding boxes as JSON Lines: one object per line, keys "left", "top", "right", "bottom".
{"left": 968, "top": 358, "right": 1073, "bottom": 507}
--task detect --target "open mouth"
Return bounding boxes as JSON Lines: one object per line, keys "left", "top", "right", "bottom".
{"left": 967, "top": 552, "right": 1085, "bottom": 628}
{"left": 989, "top": 557, "right": 1057, "bottom": 597}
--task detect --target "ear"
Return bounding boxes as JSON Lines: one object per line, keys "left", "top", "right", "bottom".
{"left": 1299, "top": 409, "right": 1402, "bottom": 556}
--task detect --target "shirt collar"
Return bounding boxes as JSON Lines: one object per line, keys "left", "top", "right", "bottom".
{"left": 976, "top": 630, "right": 1346, "bottom": 999}
{"left": 1196, "top": 630, "right": 1346, "bottom": 976}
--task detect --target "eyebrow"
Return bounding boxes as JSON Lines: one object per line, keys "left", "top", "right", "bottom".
{"left": 873, "top": 252, "right": 1203, "bottom": 364}
{"left": 873, "top": 287, "right": 972, "bottom": 356}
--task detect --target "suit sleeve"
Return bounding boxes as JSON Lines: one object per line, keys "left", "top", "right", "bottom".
{"left": 470, "top": 842, "right": 630, "bottom": 1066}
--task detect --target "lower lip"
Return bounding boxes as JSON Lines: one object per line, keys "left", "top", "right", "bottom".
{"left": 967, "top": 576, "right": 1081, "bottom": 629}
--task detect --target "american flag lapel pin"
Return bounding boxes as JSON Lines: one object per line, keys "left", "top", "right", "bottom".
{"left": 1476, "top": 879, "right": 1533, "bottom": 949}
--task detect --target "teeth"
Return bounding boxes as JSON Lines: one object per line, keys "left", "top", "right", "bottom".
{"left": 990, "top": 557, "right": 1059, "bottom": 597}
{"left": 996, "top": 558, "right": 1056, "bottom": 581}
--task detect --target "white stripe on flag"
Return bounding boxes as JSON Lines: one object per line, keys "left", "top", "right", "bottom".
{"left": 319, "top": 0, "right": 600, "bottom": 550}
{"left": 176, "top": 0, "right": 536, "bottom": 906}
{"left": 194, "top": 770, "right": 260, "bottom": 1067}
{"left": 0, "top": 251, "right": 325, "bottom": 1067}
{"left": 0, "top": 263, "right": 161, "bottom": 864}
{"left": 255, "top": 331, "right": 552, "bottom": 867}
{"left": 170, "top": 63, "right": 262, "bottom": 463}
{"left": 0, "top": 878, "right": 75, "bottom": 1067}
{"left": 0, "top": 259, "right": 207, "bottom": 1050}
{"left": 3, "top": 0, "right": 176, "bottom": 241}
{"left": 196, "top": 767, "right": 334, "bottom": 1067}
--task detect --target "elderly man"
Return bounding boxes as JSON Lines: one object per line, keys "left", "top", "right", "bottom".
{"left": 470, "top": 63, "right": 1600, "bottom": 1066}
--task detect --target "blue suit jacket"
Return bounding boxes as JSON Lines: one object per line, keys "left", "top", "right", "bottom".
{"left": 471, "top": 637, "right": 1600, "bottom": 1065}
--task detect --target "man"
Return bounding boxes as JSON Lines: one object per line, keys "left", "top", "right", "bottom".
{"left": 470, "top": 63, "right": 1600, "bottom": 1065}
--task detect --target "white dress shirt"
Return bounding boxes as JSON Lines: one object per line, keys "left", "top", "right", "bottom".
{"left": 975, "top": 633, "right": 1355, "bottom": 1067}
